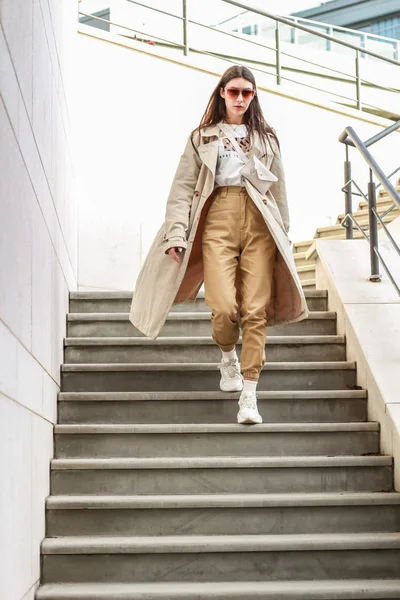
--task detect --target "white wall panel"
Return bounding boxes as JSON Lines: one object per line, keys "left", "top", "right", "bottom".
{"left": 0, "top": 1, "right": 78, "bottom": 598}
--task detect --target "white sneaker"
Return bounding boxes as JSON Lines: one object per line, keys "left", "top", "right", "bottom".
{"left": 237, "top": 391, "right": 263, "bottom": 424}
{"left": 218, "top": 357, "right": 243, "bottom": 392}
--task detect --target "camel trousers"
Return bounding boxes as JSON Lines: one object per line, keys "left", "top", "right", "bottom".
{"left": 202, "top": 186, "right": 277, "bottom": 381}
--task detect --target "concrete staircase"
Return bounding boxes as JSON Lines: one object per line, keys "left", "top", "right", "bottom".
{"left": 294, "top": 187, "right": 400, "bottom": 289}
{"left": 36, "top": 290, "right": 400, "bottom": 599}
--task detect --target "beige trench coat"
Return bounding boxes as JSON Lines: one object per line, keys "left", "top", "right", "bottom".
{"left": 129, "top": 123, "right": 309, "bottom": 339}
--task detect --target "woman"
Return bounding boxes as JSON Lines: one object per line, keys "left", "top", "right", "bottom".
{"left": 129, "top": 65, "right": 308, "bottom": 424}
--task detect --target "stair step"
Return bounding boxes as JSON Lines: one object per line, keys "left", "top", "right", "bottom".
{"left": 50, "top": 455, "right": 393, "bottom": 495}
{"left": 296, "top": 265, "right": 316, "bottom": 273}
{"left": 69, "top": 290, "right": 328, "bottom": 314}
{"left": 294, "top": 215, "right": 397, "bottom": 250}
{"left": 297, "top": 265, "right": 316, "bottom": 282}
{"left": 58, "top": 390, "right": 368, "bottom": 424}
{"left": 41, "top": 532, "right": 400, "bottom": 553}
{"left": 35, "top": 579, "right": 400, "bottom": 600}
{"left": 46, "top": 491, "right": 400, "bottom": 509}
{"left": 60, "top": 361, "right": 356, "bottom": 392}
{"left": 315, "top": 212, "right": 396, "bottom": 238}
{"left": 41, "top": 533, "right": 400, "bottom": 583}
{"left": 378, "top": 184, "right": 400, "bottom": 196}
{"left": 314, "top": 230, "right": 367, "bottom": 242}
{"left": 64, "top": 334, "right": 346, "bottom": 364}
{"left": 293, "top": 251, "right": 316, "bottom": 267}
{"left": 45, "top": 492, "right": 400, "bottom": 537}
{"left": 359, "top": 197, "right": 397, "bottom": 210}
{"left": 40, "top": 274, "right": 399, "bottom": 594}
{"left": 54, "top": 422, "right": 379, "bottom": 459}
{"left": 313, "top": 231, "right": 368, "bottom": 241}
{"left": 55, "top": 423, "right": 378, "bottom": 433}
{"left": 66, "top": 311, "right": 337, "bottom": 338}
{"left": 337, "top": 205, "right": 399, "bottom": 224}
{"left": 301, "top": 278, "right": 316, "bottom": 289}
{"left": 293, "top": 239, "right": 315, "bottom": 253}
{"left": 42, "top": 277, "right": 399, "bottom": 593}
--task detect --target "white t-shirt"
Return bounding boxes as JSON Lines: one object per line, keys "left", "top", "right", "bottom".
{"left": 215, "top": 124, "right": 250, "bottom": 188}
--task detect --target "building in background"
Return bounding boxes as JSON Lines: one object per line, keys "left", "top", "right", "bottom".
{"left": 292, "top": 0, "right": 400, "bottom": 40}
{"left": 79, "top": 0, "right": 111, "bottom": 31}
{"left": 79, "top": 8, "right": 110, "bottom": 31}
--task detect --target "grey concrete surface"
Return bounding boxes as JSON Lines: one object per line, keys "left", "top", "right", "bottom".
{"left": 57, "top": 390, "right": 368, "bottom": 424}
{"left": 36, "top": 288, "right": 399, "bottom": 600}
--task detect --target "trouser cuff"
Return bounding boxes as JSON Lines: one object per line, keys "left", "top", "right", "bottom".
{"left": 242, "top": 371, "right": 259, "bottom": 381}
{"left": 218, "top": 344, "right": 236, "bottom": 352}
{"left": 212, "top": 332, "right": 239, "bottom": 353}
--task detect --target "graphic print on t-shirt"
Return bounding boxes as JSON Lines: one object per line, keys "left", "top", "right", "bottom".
{"left": 215, "top": 124, "right": 250, "bottom": 188}
{"left": 221, "top": 133, "right": 250, "bottom": 154}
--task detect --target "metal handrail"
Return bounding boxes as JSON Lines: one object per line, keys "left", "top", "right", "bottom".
{"left": 339, "top": 122, "right": 400, "bottom": 291}
{"left": 126, "top": 0, "right": 400, "bottom": 93}
{"left": 341, "top": 212, "right": 400, "bottom": 294}
{"left": 341, "top": 179, "right": 369, "bottom": 203}
{"left": 78, "top": 9, "right": 368, "bottom": 83}
{"left": 120, "top": 0, "right": 400, "bottom": 66}
{"left": 284, "top": 15, "right": 400, "bottom": 48}
{"left": 124, "top": 0, "right": 184, "bottom": 22}
{"left": 340, "top": 119, "right": 400, "bottom": 147}
{"left": 79, "top": 10, "right": 397, "bottom": 119}
{"left": 339, "top": 126, "right": 400, "bottom": 204}
{"left": 79, "top": 0, "right": 400, "bottom": 66}
{"left": 217, "top": 8, "right": 400, "bottom": 54}
{"left": 79, "top": 2, "right": 400, "bottom": 119}
{"left": 220, "top": 0, "right": 400, "bottom": 66}
{"left": 79, "top": 11, "right": 185, "bottom": 48}
{"left": 376, "top": 166, "right": 400, "bottom": 191}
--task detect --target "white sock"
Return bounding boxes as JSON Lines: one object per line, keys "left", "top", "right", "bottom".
{"left": 222, "top": 348, "right": 238, "bottom": 361}
{"left": 243, "top": 379, "right": 258, "bottom": 394}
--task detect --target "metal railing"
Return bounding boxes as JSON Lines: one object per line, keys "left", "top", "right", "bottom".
{"left": 339, "top": 122, "right": 400, "bottom": 294}
{"left": 78, "top": 0, "right": 400, "bottom": 120}
{"left": 220, "top": 0, "right": 400, "bottom": 65}
{"left": 217, "top": 11, "right": 400, "bottom": 61}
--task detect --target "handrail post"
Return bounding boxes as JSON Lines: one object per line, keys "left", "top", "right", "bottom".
{"left": 291, "top": 17, "right": 298, "bottom": 45}
{"left": 326, "top": 26, "right": 332, "bottom": 52}
{"left": 344, "top": 145, "right": 353, "bottom": 239}
{"left": 360, "top": 33, "right": 366, "bottom": 59}
{"left": 275, "top": 21, "right": 281, "bottom": 85}
{"left": 355, "top": 49, "right": 362, "bottom": 110}
{"left": 367, "top": 170, "right": 381, "bottom": 282}
{"left": 182, "top": 0, "right": 188, "bottom": 56}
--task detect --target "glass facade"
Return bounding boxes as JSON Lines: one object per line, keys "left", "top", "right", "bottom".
{"left": 238, "top": 24, "right": 260, "bottom": 35}
{"left": 359, "top": 15, "right": 400, "bottom": 40}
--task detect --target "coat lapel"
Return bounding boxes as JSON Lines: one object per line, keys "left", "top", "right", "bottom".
{"left": 197, "top": 140, "right": 219, "bottom": 175}
{"left": 197, "top": 123, "right": 219, "bottom": 175}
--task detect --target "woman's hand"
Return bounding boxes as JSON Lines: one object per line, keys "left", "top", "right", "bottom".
{"left": 167, "top": 247, "right": 184, "bottom": 263}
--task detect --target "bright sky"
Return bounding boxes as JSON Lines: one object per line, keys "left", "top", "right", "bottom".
{"left": 183, "top": 1, "right": 323, "bottom": 24}
{"left": 256, "top": 0, "right": 321, "bottom": 13}
{"left": 81, "top": 0, "right": 324, "bottom": 22}
{"left": 200, "top": 0, "right": 322, "bottom": 20}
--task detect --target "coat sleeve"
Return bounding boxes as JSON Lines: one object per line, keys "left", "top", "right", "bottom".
{"left": 162, "top": 133, "right": 202, "bottom": 253}
{"left": 268, "top": 135, "right": 290, "bottom": 234}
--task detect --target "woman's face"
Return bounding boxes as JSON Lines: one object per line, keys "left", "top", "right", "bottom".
{"left": 220, "top": 77, "right": 255, "bottom": 120}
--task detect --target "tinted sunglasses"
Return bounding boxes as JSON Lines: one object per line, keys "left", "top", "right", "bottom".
{"left": 225, "top": 87, "right": 255, "bottom": 100}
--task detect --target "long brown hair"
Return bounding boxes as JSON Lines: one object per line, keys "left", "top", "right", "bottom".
{"left": 193, "top": 65, "right": 279, "bottom": 150}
